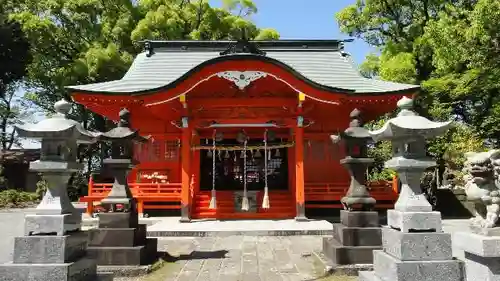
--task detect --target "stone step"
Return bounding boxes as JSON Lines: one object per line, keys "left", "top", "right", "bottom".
{"left": 88, "top": 225, "right": 147, "bottom": 247}
{"left": 322, "top": 237, "right": 381, "bottom": 265}
{"left": 13, "top": 231, "right": 88, "bottom": 264}
{"left": 96, "top": 272, "right": 115, "bottom": 281}
{"left": 0, "top": 257, "right": 97, "bottom": 281}
{"left": 372, "top": 250, "right": 463, "bottom": 281}
{"left": 87, "top": 238, "right": 157, "bottom": 266}
{"left": 381, "top": 227, "right": 452, "bottom": 261}
{"left": 332, "top": 223, "right": 382, "bottom": 246}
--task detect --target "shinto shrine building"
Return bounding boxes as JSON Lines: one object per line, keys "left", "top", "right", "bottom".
{"left": 68, "top": 39, "right": 419, "bottom": 221}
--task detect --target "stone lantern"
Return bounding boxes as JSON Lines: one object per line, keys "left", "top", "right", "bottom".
{"left": 96, "top": 108, "right": 147, "bottom": 214}
{"left": 15, "top": 99, "right": 98, "bottom": 235}
{"left": 359, "top": 97, "right": 464, "bottom": 281}
{"left": 322, "top": 109, "right": 381, "bottom": 269}
{"left": 334, "top": 108, "right": 375, "bottom": 210}
{"left": 0, "top": 99, "right": 113, "bottom": 281}
{"left": 369, "top": 97, "right": 452, "bottom": 220}
{"left": 86, "top": 108, "right": 157, "bottom": 269}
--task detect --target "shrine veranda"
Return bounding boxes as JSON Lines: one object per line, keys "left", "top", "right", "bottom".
{"left": 69, "top": 39, "right": 419, "bottom": 221}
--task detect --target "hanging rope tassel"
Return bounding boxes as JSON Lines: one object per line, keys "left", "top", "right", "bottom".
{"left": 241, "top": 139, "right": 249, "bottom": 211}
{"left": 262, "top": 130, "right": 270, "bottom": 209}
{"left": 209, "top": 131, "right": 217, "bottom": 210}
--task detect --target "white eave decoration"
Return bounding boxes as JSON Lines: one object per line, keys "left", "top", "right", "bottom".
{"left": 217, "top": 71, "right": 268, "bottom": 90}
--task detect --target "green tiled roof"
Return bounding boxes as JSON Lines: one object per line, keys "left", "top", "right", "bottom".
{"left": 67, "top": 40, "right": 419, "bottom": 94}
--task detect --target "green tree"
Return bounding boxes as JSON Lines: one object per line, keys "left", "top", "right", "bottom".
{"left": 11, "top": 0, "right": 279, "bottom": 196}
{"left": 0, "top": 10, "right": 32, "bottom": 149}
{"left": 423, "top": 0, "right": 500, "bottom": 145}
{"left": 336, "top": 0, "right": 497, "bottom": 190}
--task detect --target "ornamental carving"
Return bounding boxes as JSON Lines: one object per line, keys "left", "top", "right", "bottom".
{"left": 463, "top": 150, "right": 500, "bottom": 228}
{"left": 217, "top": 71, "right": 268, "bottom": 90}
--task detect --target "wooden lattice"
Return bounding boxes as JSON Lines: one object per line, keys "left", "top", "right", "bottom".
{"left": 134, "top": 140, "right": 179, "bottom": 163}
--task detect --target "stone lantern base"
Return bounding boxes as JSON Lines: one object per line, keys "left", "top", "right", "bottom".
{"left": 0, "top": 230, "right": 113, "bottom": 281}
{"left": 454, "top": 228, "right": 500, "bottom": 281}
{"left": 86, "top": 212, "right": 158, "bottom": 267}
{"left": 358, "top": 211, "right": 464, "bottom": 281}
{"left": 323, "top": 210, "right": 382, "bottom": 267}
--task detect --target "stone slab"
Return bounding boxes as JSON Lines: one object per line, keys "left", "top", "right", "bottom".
{"left": 372, "top": 250, "right": 463, "bottom": 281}
{"left": 340, "top": 210, "right": 379, "bottom": 227}
{"left": 87, "top": 238, "right": 157, "bottom": 265}
{"left": 0, "top": 257, "right": 97, "bottom": 281}
{"left": 382, "top": 227, "right": 453, "bottom": 261}
{"left": 470, "top": 226, "right": 500, "bottom": 237}
{"left": 322, "top": 237, "right": 381, "bottom": 265}
{"left": 359, "top": 271, "right": 382, "bottom": 281}
{"left": 463, "top": 251, "right": 500, "bottom": 281}
{"left": 13, "top": 231, "right": 88, "bottom": 264}
{"left": 326, "top": 263, "right": 373, "bottom": 276}
{"left": 455, "top": 232, "right": 500, "bottom": 257}
{"left": 387, "top": 209, "right": 442, "bottom": 232}
{"left": 96, "top": 272, "right": 114, "bottom": 281}
{"left": 97, "top": 264, "right": 152, "bottom": 277}
{"left": 24, "top": 214, "right": 81, "bottom": 236}
{"left": 332, "top": 223, "right": 381, "bottom": 247}
{"left": 97, "top": 212, "right": 138, "bottom": 229}
{"left": 88, "top": 224, "right": 146, "bottom": 247}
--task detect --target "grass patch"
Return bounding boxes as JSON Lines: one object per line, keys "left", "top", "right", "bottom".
{"left": 140, "top": 258, "right": 180, "bottom": 281}
{"left": 0, "top": 189, "right": 39, "bottom": 208}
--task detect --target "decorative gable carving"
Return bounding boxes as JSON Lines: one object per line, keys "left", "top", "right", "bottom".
{"left": 216, "top": 71, "right": 268, "bottom": 90}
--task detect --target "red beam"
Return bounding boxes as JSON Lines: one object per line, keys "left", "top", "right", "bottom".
{"left": 189, "top": 98, "right": 296, "bottom": 108}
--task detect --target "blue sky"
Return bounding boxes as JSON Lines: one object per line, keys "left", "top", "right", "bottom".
{"left": 210, "top": 0, "right": 375, "bottom": 65}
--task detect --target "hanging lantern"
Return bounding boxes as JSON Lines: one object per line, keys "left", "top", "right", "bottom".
{"left": 275, "top": 149, "right": 281, "bottom": 157}
{"left": 237, "top": 130, "right": 247, "bottom": 143}
{"left": 224, "top": 150, "right": 230, "bottom": 159}
{"left": 255, "top": 149, "right": 262, "bottom": 158}
{"left": 215, "top": 132, "right": 224, "bottom": 142}
{"left": 267, "top": 130, "right": 276, "bottom": 142}
{"left": 240, "top": 150, "right": 246, "bottom": 158}
{"left": 207, "top": 150, "right": 213, "bottom": 158}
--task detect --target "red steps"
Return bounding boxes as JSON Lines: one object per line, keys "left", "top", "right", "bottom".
{"left": 191, "top": 191, "right": 296, "bottom": 219}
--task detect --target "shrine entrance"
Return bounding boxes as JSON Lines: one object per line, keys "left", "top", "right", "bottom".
{"left": 199, "top": 138, "right": 289, "bottom": 191}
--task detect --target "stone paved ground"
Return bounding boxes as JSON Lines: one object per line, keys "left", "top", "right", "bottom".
{"left": 138, "top": 236, "right": 329, "bottom": 281}
{"left": 0, "top": 209, "right": 473, "bottom": 281}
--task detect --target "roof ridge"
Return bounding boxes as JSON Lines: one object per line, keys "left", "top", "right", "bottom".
{"left": 140, "top": 39, "right": 354, "bottom": 52}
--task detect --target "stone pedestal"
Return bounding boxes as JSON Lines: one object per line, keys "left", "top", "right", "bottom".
{"left": 87, "top": 212, "right": 158, "bottom": 267}
{"left": 323, "top": 211, "right": 382, "bottom": 267}
{"left": 454, "top": 228, "right": 500, "bottom": 281}
{"left": 358, "top": 215, "right": 464, "bottom": 281}
{"left": 0, "top": 230, "right": 113, "bottom": 281}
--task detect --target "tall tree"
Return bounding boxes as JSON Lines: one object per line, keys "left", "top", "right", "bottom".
{"left": 336, "top": 0, "right": 493, "bottom": 185}
{"left": 0, "top": 12, "right": 32, "bottom": 149}
{"left": 11, "top": 0, "right": 279, "bottom": 193}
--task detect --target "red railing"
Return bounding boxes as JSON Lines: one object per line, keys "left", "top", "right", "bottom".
{"left": 304, "top": 176, "right": 399, "bottom": 209}
{"left": 80, "top": 177, "right": 182, "bottom": 215}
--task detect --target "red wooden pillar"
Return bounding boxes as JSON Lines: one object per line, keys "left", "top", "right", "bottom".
{"left": 180, "top": 95, "right": 191, "bottom": 222}
{"left": 295, "top": 93, "right": 307, "bottom": 221}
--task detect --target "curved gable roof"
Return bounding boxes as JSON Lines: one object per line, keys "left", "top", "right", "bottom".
{"left": 67, "top": 40, "right": 419, "bottom": 95}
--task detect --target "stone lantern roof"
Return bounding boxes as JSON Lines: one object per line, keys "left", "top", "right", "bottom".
{"left": 369, "top": 97, "right": 453, "bottom": 142}
{"left": 15, "top": 99, "right": 99, "bottom": 143}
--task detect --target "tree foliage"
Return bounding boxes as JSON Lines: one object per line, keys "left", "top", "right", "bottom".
{"left": 0, "top": 8, "right": 32, "bottom": 149}
{"left": 336, "top": 0, "right": 497, "bottom": 181}
{"left": 9, "top": 0, "right": 279, "bottom": 194}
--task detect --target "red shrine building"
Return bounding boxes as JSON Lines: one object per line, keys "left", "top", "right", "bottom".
{"left": 68, "top": 40, "right": 419, "bottom": 221}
